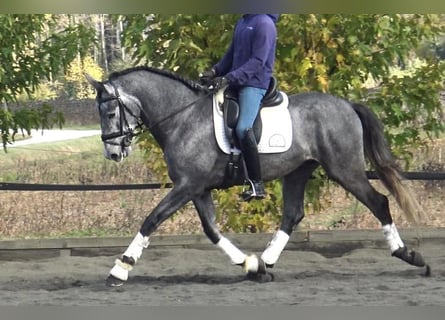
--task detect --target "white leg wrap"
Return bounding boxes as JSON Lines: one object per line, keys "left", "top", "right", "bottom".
{"left": 217, "top": 237, "right": 246, "bottom": 265}
{"left": 261, "top": 230, "right": 290, "bottom": 265}
{"left": 123, "top": 232, "right": 150, "bottom": 264}
{"left": 382, "top": 223, "right": 404, "bottom": 253}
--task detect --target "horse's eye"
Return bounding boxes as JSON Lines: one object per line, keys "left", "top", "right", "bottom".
{"left": 107, "top": 112, "right": 116, "bottom": 119}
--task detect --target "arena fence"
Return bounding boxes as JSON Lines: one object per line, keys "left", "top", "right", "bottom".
{"left": 0, "top": 228, "right": 444, "bottom": 261}
{"left": 0, "top": 170, "right": 444, "bottom": 258}
{"left": 1, "top": 171, "right": 445, "bottom": 191}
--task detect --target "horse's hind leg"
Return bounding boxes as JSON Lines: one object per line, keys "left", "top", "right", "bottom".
{"left": 194, "top": 190, "right": 266, "bottom": 275}
{"left": 194, "top": 191, "right": 246, "bottom": 265}
{"left": 195, "top": 186, "right": 291, "bottom": 276}
{"left": 260, "top": 161, "right": 319, "bottom": 268}
{"left": 325, "top": 165, "right": 428, "bottom": 271}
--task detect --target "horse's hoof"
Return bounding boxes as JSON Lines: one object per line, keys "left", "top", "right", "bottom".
{"left": 243, "top": 254, "right": 267, "bottom": 274}
{"left": 246, "top": 271, "right": 274, "bottom": 283}
{"left": 409, "top": 250, "right": 426, "bottom": 267}
{"left": 392, "top": 247, "right": 426, "bottom": 267}
{"left": 243, "top": 254, "right": 259, "bottom": 273}
{"left": 106, "top": 274, "right": 125, "bottom": 287}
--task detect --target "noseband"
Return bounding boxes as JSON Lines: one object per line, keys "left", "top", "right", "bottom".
{"left": 97, "top": 84, "right": 141, "bottom": 147}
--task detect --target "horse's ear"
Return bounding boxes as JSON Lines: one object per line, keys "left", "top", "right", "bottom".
{"left": 85, "top": 73, "right": 105, "bottom": 92}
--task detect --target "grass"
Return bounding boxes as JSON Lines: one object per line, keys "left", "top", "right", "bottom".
{"left": 0, "top": 135, "right": 173, "bottom": 239}
{"left": 3, "top": 136, "right": 101, "bottom": 167}
{"left": 1, "top": 135, "right": 148, "bottom": 184}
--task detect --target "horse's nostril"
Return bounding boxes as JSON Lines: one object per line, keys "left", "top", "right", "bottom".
{"left": 110, "top": 153, "right": 120, "bottom": 161}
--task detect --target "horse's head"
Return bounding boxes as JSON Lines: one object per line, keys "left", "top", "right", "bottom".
{"left": 86, "top": 74, "right": 141, "bottom": 162}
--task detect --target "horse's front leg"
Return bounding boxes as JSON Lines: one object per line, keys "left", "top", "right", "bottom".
{"left": 107, "top": 185, "right": 192, "bottom": 287}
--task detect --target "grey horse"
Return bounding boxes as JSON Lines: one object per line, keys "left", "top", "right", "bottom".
{"left": 87, "top": 66, "right": 428, "bottom": 287}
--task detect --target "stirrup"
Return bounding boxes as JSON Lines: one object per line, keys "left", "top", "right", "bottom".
{"left": 241, "top": 180, "right": 265, "bottom": 202}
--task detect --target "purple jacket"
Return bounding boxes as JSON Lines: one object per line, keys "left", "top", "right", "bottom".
{"left": 213, "top": 14, "right": 279, "bottom": 90}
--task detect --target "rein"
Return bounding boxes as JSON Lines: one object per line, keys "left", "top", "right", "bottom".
{"left": 147, "top": 88, "right": 213, "bottom": 130}
{"left": 98, "top": 82, "right": 213, "bottom": 146}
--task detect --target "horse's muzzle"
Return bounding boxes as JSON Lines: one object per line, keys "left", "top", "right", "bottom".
{"left": 109, "top": 152, "right": 124, "bottom": 162}
{"left": 104, "top": 145, "right": 131, "bottom": 162}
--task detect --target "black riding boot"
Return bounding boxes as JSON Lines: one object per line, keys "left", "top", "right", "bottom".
{"left": 239, "top": 128, "right": 265, "bottom": 201}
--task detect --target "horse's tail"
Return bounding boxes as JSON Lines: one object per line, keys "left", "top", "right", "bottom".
{"left": 351, "top": 102, "right": 421, "bottom": 225}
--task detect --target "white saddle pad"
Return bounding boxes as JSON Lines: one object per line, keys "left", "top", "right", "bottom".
{"left": 212, "top": 89, "right": 292, "bottom": 154}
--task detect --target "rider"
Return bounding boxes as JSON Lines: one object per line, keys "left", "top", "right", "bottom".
{"left": 200, "top": 14, "right": 279, "bottom": 201}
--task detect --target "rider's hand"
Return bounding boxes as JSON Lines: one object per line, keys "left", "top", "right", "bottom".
{"left": 199, "top": 69, "right": 216, "bottom": 85}
{"left": 212, "top": 76, "right": 229, "bottom": 90}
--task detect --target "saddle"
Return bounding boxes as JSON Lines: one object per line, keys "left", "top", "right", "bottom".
{"left": 213, "top": 77, "right": 291, "bottom": 187}
{"left": 222, "top": 76, "right": 284, "bottom": 148}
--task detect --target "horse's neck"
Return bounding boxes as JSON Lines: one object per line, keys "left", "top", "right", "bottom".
{"left": 139, "top": 82, "right": 205, "bottom": 144}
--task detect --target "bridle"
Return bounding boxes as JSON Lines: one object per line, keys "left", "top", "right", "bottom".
{"left": 96, "top": 83, "right": 142, "bottom": 147}
{"left": 96, "top": 81, "right": 214, "bottom": 147}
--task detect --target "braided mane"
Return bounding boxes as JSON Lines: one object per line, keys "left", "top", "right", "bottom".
{"left": 108, "top": 66, "right": 206, "bottom": 93}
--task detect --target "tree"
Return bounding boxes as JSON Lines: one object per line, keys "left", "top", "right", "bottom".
{"left": 0, "top": 14, "right": 96, "bottom": 150}
{"left": 276, "top": 14, "right": 445, "bottom": 159}
{"left": 64, "top": 55, "right": 104, "bottom": 99}
{"left": 119, "top": 14, "right": 239, "bottom": 76}
{"left": 121, "top": 14, "right": 444, "bottom": 152}
{"left": 119, "top": 14, "right": 445, "bottom": 232}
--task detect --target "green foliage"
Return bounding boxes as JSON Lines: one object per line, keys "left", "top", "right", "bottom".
{"left": 0, "top": 103, "right": 65, "bottom": 152}
{"left": 216, "top": 181, "right": 282, "bottom": 233}
{"left": 274, "top": 14, "right": 445, "bottom": 164}
{"left": 0, "top": 14, "right": 96, "bottom": 150}
{"left": 0, "top": 14, "right": 95, "bottom": 102}
{"left": 136, "top": 131, "right": 170, "bottom": 184}
{"left": 367, "top": 61, "right": 445, "bottom": 166}
{"left": 120, "top": 14, "right": 239, "bottom": 77}
{"left": 15, "top": 81, "right": 62, "bottom": 102}
{"left": 0, "top": 109, "right": 14, "bottom": 150}
{"left": 64, "top": 55, "right": 104, "bottom": 99}
{"left": 118, "top": 14, "right": 445, "bottom": 232}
